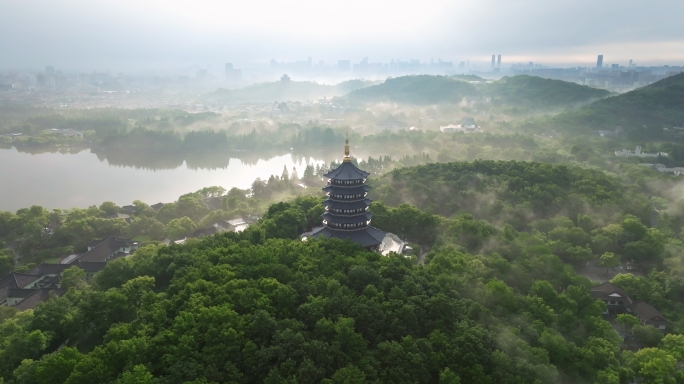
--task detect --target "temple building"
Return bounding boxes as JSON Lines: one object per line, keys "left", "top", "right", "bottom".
{"left": 303, "top": 135, "right": 405, "bottom": 255}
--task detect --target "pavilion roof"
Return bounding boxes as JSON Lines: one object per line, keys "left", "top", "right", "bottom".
{"left": 324, "top": 161, "right": 369, "bottom": 180}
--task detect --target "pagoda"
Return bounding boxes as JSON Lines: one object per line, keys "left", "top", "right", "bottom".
{"left": 304, "top": 134, "right": 386, "bottom": 250}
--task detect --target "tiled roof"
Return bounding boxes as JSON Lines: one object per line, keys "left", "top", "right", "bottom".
{"left": 13, "top": 289, "right": 65, "bottom": 311}
{"left": 188, "top": 227, "right": 218, "bottom": 238}
{"left": 75, "top": 261, "right": 107, "bottom": 273}
{"left": 8, "top": 288, "right": 38, "bottom": 299}
{"left": 14, "top": 273, "right": 41, "bottom": 288}
{"left": 0, "top": 281, "right": 18, "bottom": 301}
{"left": 307, "top": 225, "right": 385, "bottom": 248}
{"left": 630, "top": 301, "right": 669, "bottom": 323}
{"left": 26, "top": 263, "right": 70, "bottom": 276}
{"left": 590, "top": 282, "right": 632, "bottom": 305}
{"left": 150, "top": 202, "right": 164, "bottom": 210}
{"left": 323, "top": 162, "right": 369, "bottom": 180}
{"left": 76, "top": 237, "right": 133, "bottom": 263}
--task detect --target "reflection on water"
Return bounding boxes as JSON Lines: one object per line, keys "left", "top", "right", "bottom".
{"left": 95, "top": 147, "right": 342, "bottom": 171}
{"left": 0, "top": 147, "right": 327, "bottom": 212}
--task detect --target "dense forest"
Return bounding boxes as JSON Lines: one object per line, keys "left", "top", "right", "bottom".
{"left": 3, "top": 71, "right": 684, "bottom": 383}
{"left": 2, "top": 159, "right": 684, "bottom": 382}
{"left": 482, "top": 75, "right": 610, "bottom": 109}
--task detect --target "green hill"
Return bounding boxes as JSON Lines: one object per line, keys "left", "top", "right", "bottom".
{"left": 204, "top": 79, "right": 377, "bottom": 102}
{"left": 344, "top": 74, "right": 608, "bottom": 108}
{"left": 484, "top": 75, "right": 610, "bottom": 109}
{"left": 344, "top": 75, "right": 478, "bottom": 104}
{"left": 371, "top": 160, "right": 649, "bottom": 225}
{"left": 551, "top": 72, "right": 684, "bottom": 132}
{"left": 2, "top": 160, "right": 684, "bottom": 383}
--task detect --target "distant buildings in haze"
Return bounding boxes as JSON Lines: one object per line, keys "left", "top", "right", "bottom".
{"left": 225, "top": 63, "right": 242, "bottom": 83}
{"left": 440, "top": 117, "right": 483, "bottom": 133}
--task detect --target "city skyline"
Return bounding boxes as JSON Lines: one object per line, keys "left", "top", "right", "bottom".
{"left": 2, "top": 0, "right": 684, "bottom": 71}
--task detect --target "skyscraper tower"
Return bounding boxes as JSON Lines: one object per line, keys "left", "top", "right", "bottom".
{"left": 597, "top": 55, "right": 604, "bottom": 69}
{"left": 497, "top": 54, "right": 501, "bottom": 68}
{"left": 491, "top": 55, "right": 496, "bottom": 69}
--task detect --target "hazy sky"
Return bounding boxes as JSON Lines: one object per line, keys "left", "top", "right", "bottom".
{"left": 2, "top": 0, "right": 683, "bottom": 71}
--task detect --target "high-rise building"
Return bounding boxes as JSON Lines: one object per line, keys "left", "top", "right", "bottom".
{"left": 338, "top": 60, "right": 351, "bottom": 71}
{"left": 491, "top": 55, "right": 496, "bottom": 69}
{"left": 597, "top": 55, "right": 604, "bottom": 69}
{"left": 629, "top": 59, "right": 633, "bottom": 68}
{"left": 225, "top": 63, "right": 241, "bottom": 82}
{"left": 497, "top": 54, "right": 501, "bottom": 68}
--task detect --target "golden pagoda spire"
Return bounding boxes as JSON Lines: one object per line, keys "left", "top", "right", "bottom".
{"left": 343, "top": 130, "right": 351, "bottom": 162}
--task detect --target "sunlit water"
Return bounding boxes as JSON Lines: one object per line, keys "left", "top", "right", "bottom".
{"left": 0, "top": 148, "right": 325, "bottom": 212}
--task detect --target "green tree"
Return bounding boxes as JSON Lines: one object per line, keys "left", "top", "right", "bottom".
{"left": 262, "top": 209, "right": 306, "bottom": 239}
{"left": 33, "top": 347, "right": 83, "bottom": 384}
{"left": 0, "top": 251, "right": 14, "bottom": 276}
{"left": 597, "top": 252, "right": 620, "bottom": 274}
{"left": 116, "top": 365, "right": 153, "bottom": 384}
{"left": 628, "top": 348, "right": 678, "bottom": 384}
{"left": 438, "top": 368, "right": 461, "bottom": 384}
{"left": 165, "top": 217, "right": 197, "bottom": 240}
{"left": 331, "top": 365, "right": 366, "bottom": 384}
{"left": 615, "top": 314, "right": 640, "bottom": 335}
{"left": 633, "top": 325, "right": 664, "bottom": 347}
{"left": 61, "top": 266, "right": 87, "bottom": 290}
{"left": 98, "top": 202, "right": 119, "bottom": 217}
{"left": 661, "top": 334, "right": 684, "bottom": 362}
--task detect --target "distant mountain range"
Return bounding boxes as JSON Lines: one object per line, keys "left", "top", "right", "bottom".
{"left": 482, "top": 75, "right": 610, "bottom": 109}
{"left": 204, "top": 79, "right": 377, "bottom": 103}
{"left": 344, "top": 75, "right": 478, "bottom": 105}
{"left": 344, "top": 74, "right": 609, "bottom": 108}
{"left": 552, "top": 73, "right": 684, "bottom": 131}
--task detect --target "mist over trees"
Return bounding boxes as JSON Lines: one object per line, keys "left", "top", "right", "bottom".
{"left": 2, "top": 67, "right": 684, "bottom": 383}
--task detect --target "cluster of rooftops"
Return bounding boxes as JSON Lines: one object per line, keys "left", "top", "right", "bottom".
{"left": 591, "top": 282, "right": 670, "bottom": 330}
{"left": 0, "top": 237, "right": 138, "bottom": 310}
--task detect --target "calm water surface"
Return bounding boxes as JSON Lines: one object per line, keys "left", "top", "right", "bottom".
{"left": 0, "top": 148, "right": 325, "bottom": 212}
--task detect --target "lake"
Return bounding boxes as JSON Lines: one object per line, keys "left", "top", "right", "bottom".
{"left": 0, "top": 147, "right": 326, "bottom": 212}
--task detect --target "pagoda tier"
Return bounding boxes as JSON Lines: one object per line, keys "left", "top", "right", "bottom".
{"left": 304, "top": 136, "right": 386, "bottom": 250}
{"left": 323, "top": 198, "right": 372, "bottom": 213}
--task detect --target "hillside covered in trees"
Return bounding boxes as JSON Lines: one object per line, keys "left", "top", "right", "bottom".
{"left": 2, "top": 160, "right": 684, "bottom": 383}
{"left": 344, "top": 74, "right": 609, "bottom": 108}
{"left": 344, "top": 75, "right": 478, "bottom": 105}
{"left": 482, "top": 75, "right": 610, "bottom": 109}
{"left": 551, "top": 73, "right": 684, "bottom": 133}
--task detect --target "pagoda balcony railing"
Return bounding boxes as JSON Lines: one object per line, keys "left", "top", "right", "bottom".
{"left": 328, "top": 179, "right": 367, "bottom": 186}
{"left": 326, "top": 192, "right": 368, "bottom": 201}
{"left": 322, "top": 220, "right": 371, "bottom": 231}
{"left": 325, "top": 207, "right": 369, "bottom": 216}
